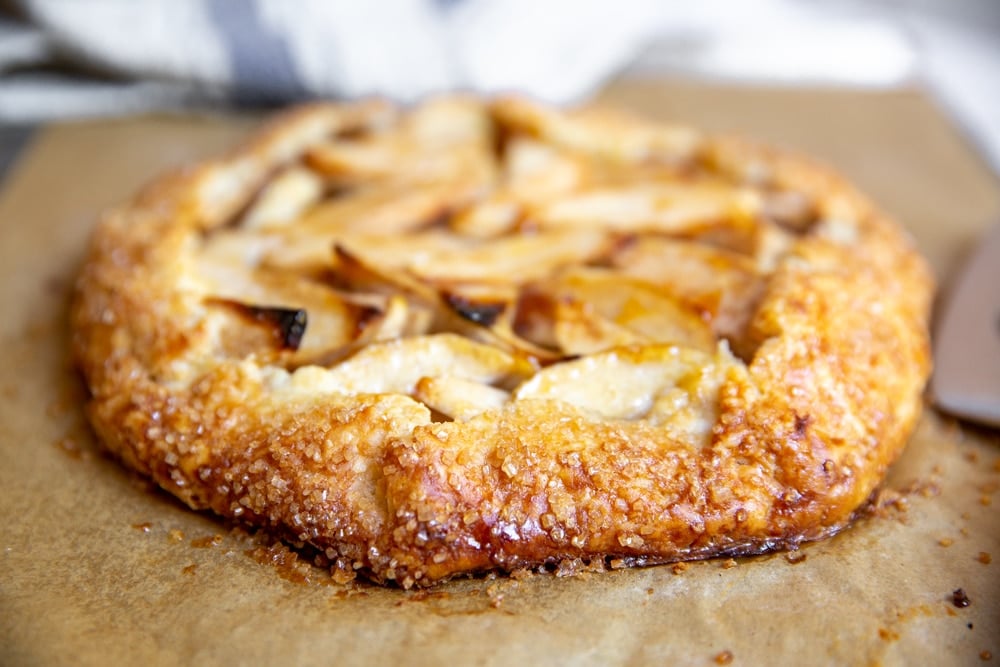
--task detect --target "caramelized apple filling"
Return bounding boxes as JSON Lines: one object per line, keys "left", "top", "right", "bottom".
{"left": 185, "top": 97, "right": 804, "bottom": 420}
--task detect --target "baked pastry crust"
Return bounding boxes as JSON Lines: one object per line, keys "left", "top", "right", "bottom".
{"left": 72, "top": 97, "right": 933, "bottom": 587}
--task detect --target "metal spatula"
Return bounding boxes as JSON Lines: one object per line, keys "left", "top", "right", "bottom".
{"left": 932, "top": 223, "right": 1000, "bottom": 428}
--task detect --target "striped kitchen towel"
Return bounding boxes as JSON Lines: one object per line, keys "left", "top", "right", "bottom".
{"left": 0, "top": 0, "right": 663, "bottom": 121}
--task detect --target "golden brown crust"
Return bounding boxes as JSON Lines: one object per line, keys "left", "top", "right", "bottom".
{"left": 72, "top": 97, "right": 933, "bottom": 587}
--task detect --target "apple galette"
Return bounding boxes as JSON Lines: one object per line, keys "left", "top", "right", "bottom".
{"left": 72, "top": 97, "right": 933, "bottom": 587}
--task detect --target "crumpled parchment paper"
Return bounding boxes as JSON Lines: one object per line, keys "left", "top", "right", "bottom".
{"left": 1, "top": 79, "right": 998, "bottom": 666}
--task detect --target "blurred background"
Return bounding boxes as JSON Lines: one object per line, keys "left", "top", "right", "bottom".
{"left": 1, "top": 0, "right": 998, "bottom": 174}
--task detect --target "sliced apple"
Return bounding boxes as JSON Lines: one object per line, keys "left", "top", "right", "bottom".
{"left": 413, "top": 375, "right": 510, "bottom": 422}
{"left": 407, "top": 229, "right": 614, "bottom": 284}
{"left": 333, "top": 228, "right": 613, "bottom": 285}
{"left": 293, "top": 333, "right": 534, "bottom": 396}
{"left": 293, "top": 179, "right": 469, "bottom": 236}
{"left": 552, "top": 299, "right": 647, "bottom": 355}
{"left": 532, "top": 183, "right": 760, "bottom": 235}
{"left": 512, "top": 343, "right": 739, "bottom": 444}
{"left": 307, "top": 96, "right": 496, "bottom": 188}
{"left": 448, "top": 196, "right": 522, "bottom": 238}
{"left": 493, "top": 97, "right": 701, "bottom": 164}
{"left": 242, "top": 167, "right": 325, "bottom": 230}
{"left": 541, "top": 267, "right": 716, "bottom": 353}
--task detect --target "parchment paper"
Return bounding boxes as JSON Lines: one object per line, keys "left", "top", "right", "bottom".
{"left": 1, "top": 79, "right": 998, "bottom": 666}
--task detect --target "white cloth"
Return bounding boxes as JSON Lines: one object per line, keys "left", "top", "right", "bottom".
{"left": 1, "top": 0, "right": 997, "bottom": 173}
{"left": 0, "top": 0, "right": 665, "bottom": 119}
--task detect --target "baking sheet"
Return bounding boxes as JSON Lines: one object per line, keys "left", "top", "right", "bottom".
{"left": 1, "top": 79, "right": 998, "bottom": 666}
